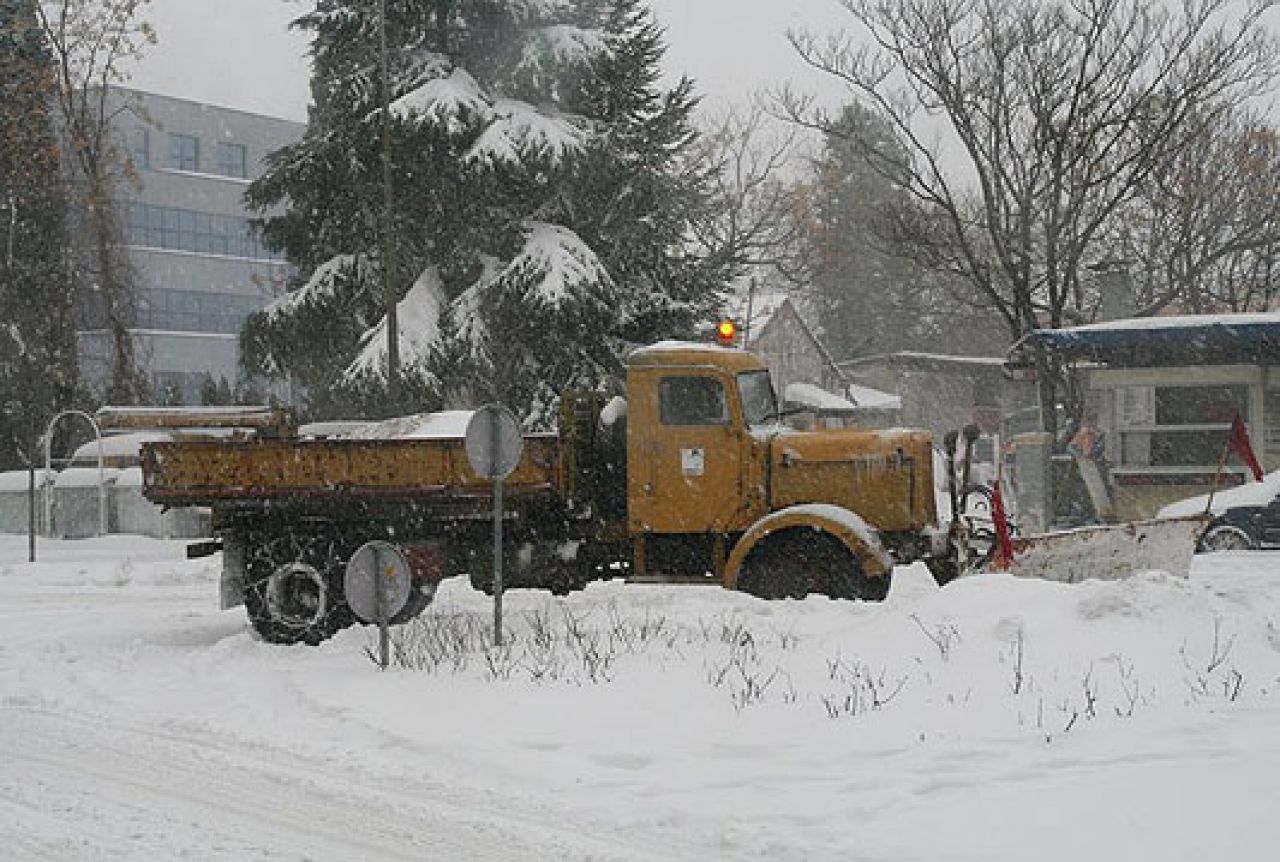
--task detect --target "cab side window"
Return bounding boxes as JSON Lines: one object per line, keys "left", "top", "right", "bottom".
{"left": 660, "top": 376, "right": 728, "bottom": 426}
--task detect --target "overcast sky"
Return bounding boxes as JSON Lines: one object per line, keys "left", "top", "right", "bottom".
{"left": 126, "top": 0, "right": 854, "bottom": 121}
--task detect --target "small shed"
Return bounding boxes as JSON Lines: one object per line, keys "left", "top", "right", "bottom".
{"left": 840, "top": 351, "right": 1035, "bottom": 441}
{"left": 734, "top": 292, "right": 847, "bottom": 397}
{"left": 1012, "top": 312, "right": 1280, "bottom": 520}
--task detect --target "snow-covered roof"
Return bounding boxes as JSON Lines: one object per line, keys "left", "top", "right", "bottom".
{"left": 1158, "top": 470, "right": 1280, "bottom": 518}
{"left": 1016, "top": 312, "right": 1280, "bottom": 366}
{"left": 845, "top": 383, "right": 903, "bottom": 410}
{"left": 783, "top": 382, "right": 857, "bottom": 412}
{"left": 1064, "top": 312, "right": 1280, "bottom": 332}
{"left": 842, "top": 351, "right": 1007, "bottom": 372}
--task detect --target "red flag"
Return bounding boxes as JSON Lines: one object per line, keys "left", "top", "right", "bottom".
{"left": 1228, "top": 414, "right": 1264, "bottom": 482}
{"left": 989, "top": 479, "right": 1015, "bottom": 570}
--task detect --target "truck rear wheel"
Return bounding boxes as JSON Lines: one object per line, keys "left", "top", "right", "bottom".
{"left": 244, "top": 531, "right": 355, "bottom": 645}
{"left": 738, "top": 531, "right": 889, "bottom": 602}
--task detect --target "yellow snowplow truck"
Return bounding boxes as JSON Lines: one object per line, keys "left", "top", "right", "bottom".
{"left": 143, "top": 342, "right": 956, "bottom": 644}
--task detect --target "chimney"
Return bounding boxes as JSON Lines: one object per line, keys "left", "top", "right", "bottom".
{"left": 1092, "top": 260, "right": 1136, "bottom": 322}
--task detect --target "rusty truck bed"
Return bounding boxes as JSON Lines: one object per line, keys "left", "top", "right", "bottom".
{"left": 141, "top": 436, "right": 563, "bottom": 507}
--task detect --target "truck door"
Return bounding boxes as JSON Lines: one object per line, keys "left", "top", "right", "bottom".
{"left": 631, "top": 372, "right": 744, "bottom": 534}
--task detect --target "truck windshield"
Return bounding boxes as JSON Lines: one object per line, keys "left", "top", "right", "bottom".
{"left": 738, "top": 370, "right": 778, "bottom": 428}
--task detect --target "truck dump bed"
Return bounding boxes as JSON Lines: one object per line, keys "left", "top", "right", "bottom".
{"left": 141, "top": 435, "right": 563, "bottom": 508}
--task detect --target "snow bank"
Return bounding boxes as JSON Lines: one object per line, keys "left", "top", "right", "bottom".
{"left": 3, "top": 534, "right": 1279, "bottom": 860}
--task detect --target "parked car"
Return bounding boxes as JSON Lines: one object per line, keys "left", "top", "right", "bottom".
{"left": 1199, "top": 496, "right": 1280, "bottom": 551}
{"left": 1159, "top": 472, "right": 1280, "bottom": 552}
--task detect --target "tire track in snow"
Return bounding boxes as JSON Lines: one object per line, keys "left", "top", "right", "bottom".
{"left": 0, "top": 704, "right": 686, "bottom": 861}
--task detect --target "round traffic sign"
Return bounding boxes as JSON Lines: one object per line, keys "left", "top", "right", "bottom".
{"left": 464, "top": 404, "right": 524, "bottom": 480}
{"left": 344, "top": 540, "right": 412, "bottom": 624}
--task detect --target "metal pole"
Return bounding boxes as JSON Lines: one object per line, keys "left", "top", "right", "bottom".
{"left": 379, "top": 0, "right": 400, "bottom": 410}
{"left": 1204, "top": 434, "right": 1232, "bottom": 516}
{"left": 494, "top": 478, "right": 504, "bottom": 647}
{"left": 43, "top": 424, "right": 53, "bottom": 535}
{"left": 96, "top": 429, "right": 107, "bottom": 536}
{"left": 491, "top": 403, "right": 504, "bottom": 646}
{"left": 28, "top": 452, "right": 36, "bottom": 563}
{"left": 376, "top": 544, "right": 390, "bottom": 669}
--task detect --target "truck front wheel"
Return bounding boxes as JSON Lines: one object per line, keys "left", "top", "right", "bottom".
{"left": 244, "top": 531, "right": 355, "bottom": 645}
{"left": 738, "top": 531, "right": 890, "bottom": 602}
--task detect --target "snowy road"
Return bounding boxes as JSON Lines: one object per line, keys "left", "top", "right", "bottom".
{"left": 3, "top": 534, "right": 1280, "bottom": 860}
{"left": 0, "top": 700, "right": 680, "bottom": 862}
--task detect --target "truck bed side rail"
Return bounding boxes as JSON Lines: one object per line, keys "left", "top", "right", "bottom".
{"left": 141, "top": 437, "right": 562, "bottom": 507}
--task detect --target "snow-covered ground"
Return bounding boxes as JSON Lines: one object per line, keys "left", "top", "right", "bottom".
{"left": 3, "top": 534, "right": 1279, "bottom": 860}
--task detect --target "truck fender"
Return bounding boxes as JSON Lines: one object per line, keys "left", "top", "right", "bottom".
{"left": 724, "top": 504, "right": 893, "bottom": 589}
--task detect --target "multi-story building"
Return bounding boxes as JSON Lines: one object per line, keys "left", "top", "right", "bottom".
{"left": 76, "top": 87, "right": 304, "bottom": 404}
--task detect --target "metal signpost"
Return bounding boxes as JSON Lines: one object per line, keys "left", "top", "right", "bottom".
{"left": 464, "top": 405, "right": 524, "bottom": 647}
{"left": 344, "top": 540, "right": 413, "bottom": 669}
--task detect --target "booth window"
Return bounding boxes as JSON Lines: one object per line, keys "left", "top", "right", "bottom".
{"left": 1116, "top": 385, "right": 1249, "bottom": 468}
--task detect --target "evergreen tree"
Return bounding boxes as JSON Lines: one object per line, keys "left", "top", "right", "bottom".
{"left": 0, "top": 0, "right": 79, "bottom": 469}
{"left": 800, "top": 103, "right": 1002, "bottom": 360}
{"left": 244, "top": 0, "right": 727, "bottom": 423}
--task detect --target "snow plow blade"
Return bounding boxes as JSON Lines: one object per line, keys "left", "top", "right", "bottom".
{"left": 997, "top": 515, "right": 1211, "bottom": 583}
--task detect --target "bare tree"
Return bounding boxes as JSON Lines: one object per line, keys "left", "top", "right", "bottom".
{"left": 790, "top": 100, "right": 1006, "bottom": 359}
{"left": 1119, "top": 107, "right": 1280, "bottom": 315}
{"left": 783, "top": 0, "right": 1279, "bottom": 430}
{"left": 37, "top": 0, "right": 153, "bottom": 404}
{"left": 689, "top": 104, "right": 808, "bottom": 286}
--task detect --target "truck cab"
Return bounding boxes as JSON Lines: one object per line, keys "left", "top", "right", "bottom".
{"left": 622, "top": 342, "right": 940, "bottom": 598}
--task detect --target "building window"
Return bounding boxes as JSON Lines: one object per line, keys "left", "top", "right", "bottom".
{"left": 129, "top": 127, "right": 149, "bottom": 170}
{"left": 1115, "top": 384, "right": 1250, "bottom": 469}
{"left": 216, "top": 141, "right": 247, "bottom": 179}
{"left": 124, "top": 201, "right": 281, "bottom": 261}
{"left": 168, "top": 132, "right": 199, "bottom": 171}
{"left": 136, "top": 288, "right": 265, "bottom": 334}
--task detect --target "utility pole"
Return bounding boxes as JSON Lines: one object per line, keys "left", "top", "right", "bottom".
{"left": 379, "top": 0, "right": 400, "bottom": 411}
